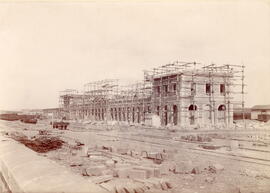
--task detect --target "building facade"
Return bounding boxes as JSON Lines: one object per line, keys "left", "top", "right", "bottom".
{"left": 59, "top": 62, "right": 245, "bottom": 128}
{"left": 251, "top": 105, "right": 270, "bottom": 122}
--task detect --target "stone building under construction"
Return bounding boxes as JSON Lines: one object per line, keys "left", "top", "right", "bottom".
{"left": 59, "top": 61, "right": 245, "bottom": 128}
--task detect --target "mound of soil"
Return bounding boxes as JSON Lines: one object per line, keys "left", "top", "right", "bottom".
{"left": 9, "top": 132, "right": 64, "bottom": 153}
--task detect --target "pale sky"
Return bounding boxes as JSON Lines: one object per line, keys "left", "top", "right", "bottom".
{"left": 0, "top": 0, "right": 270, "bottom": 110}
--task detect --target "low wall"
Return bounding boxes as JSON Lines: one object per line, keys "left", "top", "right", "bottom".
{"left": 0, "top": 136, "right": 107, "bottom": 193}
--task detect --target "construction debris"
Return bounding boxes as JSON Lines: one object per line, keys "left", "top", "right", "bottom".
{"left": 209, "top": 163, "right": 224, "bottom": 173}
{"left": 200, "top": 144, "right": 222, "bottom": 150}
{"left": 9, "top": 132, "right": 64, "bottom": 153}
{"left": 1, "top": 112, "right": 270, "bottom": 193}
{"left": 52, "top": 121, "right": 69, "bottom": 130}
{"left": 180, "top": 135, "right": 212, "bottom": 142}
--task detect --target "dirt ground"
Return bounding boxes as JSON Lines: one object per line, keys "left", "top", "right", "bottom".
{"left": 1, "top": 119, "right": 270, "bottom": 193}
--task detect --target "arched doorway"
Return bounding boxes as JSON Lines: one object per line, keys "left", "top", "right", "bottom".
{"left": 118, "top": 108, "right": 121, "bottom": 121}
{"left": 188, "top": 104, "right": 197, "bottom": 125}
{"left": 137, "top": 107, "right": 140, "bottom": 123}
{"left": 122, "top": 108, "right": 126, "bottom": 121}
{"left": 101, "top": 108, "right": 104, "bottom": 121}
{"left": 114, "top": 108, "right": 117, "bottom": 121}
{"left": 218, "top": 105, "right": 226, "bottom": 123}
{"left": 132, "top": 107, "right": 135, "bottom": 123}
{"left": 127, "top": 107, "right": 130, "bottom": 122}
{"left": 173, "top": 105, "right": 178, "bottom": 125}
{"left": 110, "top": 108, "right": 114, "bottom": 120}
{"left": 164, "top": 105, "right": 168, "bottom": 125}
{"left": 157, "top": 106, "right": 160, "bottom": 116}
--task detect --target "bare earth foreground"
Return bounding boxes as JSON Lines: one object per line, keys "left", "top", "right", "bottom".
{"left": 1, "top": 119, "right": 270, "bottom": 193}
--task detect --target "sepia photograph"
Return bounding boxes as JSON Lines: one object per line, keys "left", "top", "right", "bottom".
{"left": 0, "top": 0, "right": 270, "bottom": 192}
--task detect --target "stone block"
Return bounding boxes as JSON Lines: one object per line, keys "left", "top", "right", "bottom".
{"left": 114, "top": 180, "right": 134, "bottom": 193}
{"left": 159, "top": 163, "right": 172, "bottom": 175}
{"left": 175, "top": 161, "right": 193, "bottom": 174}
{"left": 209, "top": 163, "right": 224, "bottom": 173}
{"left": 230, "top": 140, "right": 239, "bottom": 150}
{"left": 110, "top": 146, "right": 116, "bottom": 153}
{"left": 115, "top": 163, "right": 131, "bottom": 168}
{"left": 191, "top": 166, "right": 202, "bottom": 174}
{"left": 158, "top": 179, "right": 172, "bottom": 190}
{"left": 91, "top": 175, "right": 113, "bottom": 184}
{"left": 117, "top": 148, "right": 128, "bottom": 155}
{"left": 162, "top": 152, "right": 174, "bottom": 160}
{"left": 105, "top": 160, "right": 115, "bottom": 168}
{"left": 147, "top": 152, "right": 162, "bottom": 160}
{"left": 128, "top": 169, "right": 147, "bottom": 180}
{"left": 89, "top": 156, "right": 107, "bottom": 163}
{"left": 128, "top": 150, "right": 140, "bottom": 158}
{"left": 183, "top": 175, "right": 194, "bottom": 181}
{"left": 135, "top": 166, "right": 161, "bottom": 178}
{"left": 124, "top": 182, "right": 145, "bottom": 193}
{"left": 117, "top": 168, "right": 130, "bottom": 178}
{"left": 88, "top": 151, "right": 103, "bottom": 157}
{"left": 122, "top": 184, "right": 137, "bottom": 193}
{"left": 101, "top": 145, "right": 112, "bottom": 152}
{"left": 103, "top": 169, "right": 114, "bottom": 176}
{"left": 110, "top": 169, "right": 118, "bottom": 177}
{"left": 112, "top": 157, "right": 122, "bottom": 164}
{"left": 100, "top": 183, "right": 117, "bottom": 193}
{"left": 205, "top": 176, "right": 215, "bottom": 183}
{"left": 154, "top": 168, "right": 161, "bottom": 178}
{"left": 141, "top": 151, "right": 148, "bottom": 158}
{"left": 165, "top": 180, "right": 173, "bottom": 189}
{"left": 115, "top": 185, "right": 126, "bottom": 193}
{"left": 81, "top": 168, "right": 89, "bottom": 176}
{"left": 144, "top": 178, "right": 162, "bottom": 189}
{"left": 86, "top": 165, "right": 106, "bottom": 176}
{"left": 160, "top": 181, "right": 168, "bottom": 190}
{"left": 133, "top": 166, "right": 154, "bottom": 178}
{"left": 134, "top": 187, "right": 144, "bottom": 193}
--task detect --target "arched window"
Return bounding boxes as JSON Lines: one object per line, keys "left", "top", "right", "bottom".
{"left": 188, "top": 104, "right": 197, "bottom": 111}
{"left": 137, "top": 107, "right": 140, "bottom": 123}
{"left": 218, "top": 105, "right": 226, "bottom": 111}
{"left": 110, "top": 108, "right": 114, "bottom": 120}
{"left": 164, "top": 105, "right": 168, "bottom": 125}
{"left": 188, "top": 104, "right": 197, "bottom": 125}
{"left": 173, "top": 105, "right": 178, "bottom": 125}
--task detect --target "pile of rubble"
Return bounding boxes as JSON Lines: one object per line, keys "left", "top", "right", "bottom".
{"left": 173, "top": 134, "right": 212, "bottom": 142}
{"left": 55, "top": 139, "right": 227, "bottom": 193}
{"left": 7, "top": 131, "right": 65, "bottom": 153}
